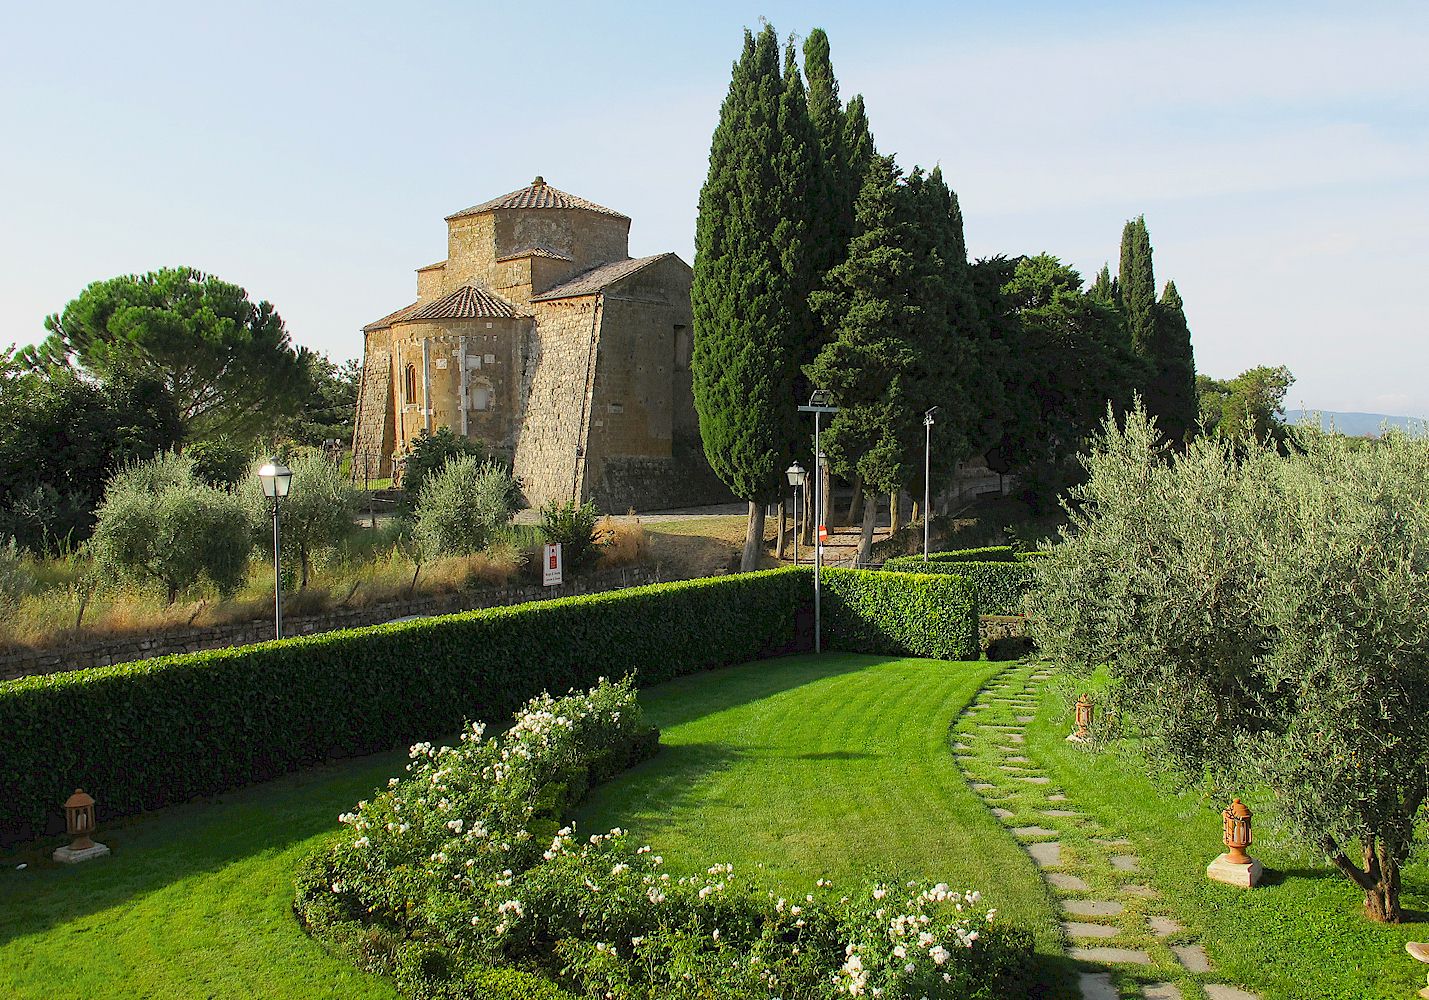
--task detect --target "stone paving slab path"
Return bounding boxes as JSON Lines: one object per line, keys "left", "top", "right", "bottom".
{"left": 951, "top": 661, "right": 1263, "bottom": 1000}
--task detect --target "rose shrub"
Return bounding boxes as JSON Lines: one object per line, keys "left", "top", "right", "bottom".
{"left": 296, "top": 678, "right": 1029, "bottom": 1000}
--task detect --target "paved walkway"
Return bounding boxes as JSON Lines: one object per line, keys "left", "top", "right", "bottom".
{"left": 953, "top": 662, "right": 1261, "bottom": 1000}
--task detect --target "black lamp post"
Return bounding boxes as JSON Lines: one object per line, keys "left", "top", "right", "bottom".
{"left": 257, "top": 457, "right": 293, "bottom": 640}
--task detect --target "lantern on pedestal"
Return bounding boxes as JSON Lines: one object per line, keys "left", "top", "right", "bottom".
{"left": 1066, "top": 693, "right": 1093, "bottom": 742}
{"left": 52, "top": 788, "right": 110, "bottom": 864}
{"left": 1206, "top": 797, "right": 1261, "bottom": 888}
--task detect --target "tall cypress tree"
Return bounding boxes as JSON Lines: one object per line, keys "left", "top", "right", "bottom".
{"left": 691, "top": 25, "right": 818, "bottom": 570}
{"left": 1154, "top": 281, "right": 1198, "bottom": 443}
{"left": 1118, "top": 216, "right": 1157, "bottom": 357}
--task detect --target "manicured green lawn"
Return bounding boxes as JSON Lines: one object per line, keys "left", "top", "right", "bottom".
{"left": 577, "top": 652, "right": 1071, "bottom": 993}
{"left": 1023, "top": 673, "right": 1429, "bottom": 1000}
{"left": 0, "top": 653, "right": 1070, "bottom": 998}
{"left": 0, "top": 752, "right": 408, "bottom": 1000}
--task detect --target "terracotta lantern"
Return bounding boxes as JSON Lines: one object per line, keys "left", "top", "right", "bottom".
{"left": 64, "top": 789, "right": 96, "bottom": 850}
{"left": 53, "top": 788, "right": 110, "bottom": 864}
{"left": 1067, "top": 693, "right": 1093, "bottom": 742}
{"left": 1206, "top": 796, "right": 1262, "bottom": 888}
{"left": 1222, "top": 798, "right": 1253, "bottom": 864}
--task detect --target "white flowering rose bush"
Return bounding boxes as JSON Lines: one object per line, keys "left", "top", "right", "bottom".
{"left": 296, "top": 677, "right": 1031, "bottom": 1000}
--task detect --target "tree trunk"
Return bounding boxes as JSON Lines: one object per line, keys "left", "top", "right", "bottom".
{"left": 741, "top": 501, "right": 765, "bottom": 572}
{"left": 845, "top": 473, "right": 863, "bottom": 526}
{"left": 889, "top": 491, "right": 903, "bottom": 533}
{"left": 802, "top": 486, "right": 813, "bottom": 547}
{"left": 1322, "top": 833, "right": 1405, "bottom": 923}
{"left": 857, "top": 492, "right": 877, "bottom": 566}
{"left": 775, "top": 500, "right": 788, "bottom": 560}
{"left": 910, "top": 499, "right": 920, "bottom": 525}
{"left": 821, "top": 463, "right": 833, "bottom": 538}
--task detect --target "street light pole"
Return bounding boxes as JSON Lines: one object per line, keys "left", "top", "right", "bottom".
{"left": 786, "top": 462, "right": 807, "bottom": 567}
{"left": 799, "top": 392, "right": 839, "bottom": 654}
{"left": 257, "top": 458, "right": 294, "bottom": 641}
{"left": 923, "top": 405, "right": 939, "bottom": 561}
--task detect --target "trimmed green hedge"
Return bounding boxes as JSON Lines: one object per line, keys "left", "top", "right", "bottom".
{"left": 882, "top": 557, "right": 1035, "bottom": 616}
{"left": 0, "top": 566, "right": 981, "bottom": 839}
{"left": 823, "top": 567, "right": 980, "bottom": 660}
{"left": 912, "top": 545, "right": 1018, "bottom": 563}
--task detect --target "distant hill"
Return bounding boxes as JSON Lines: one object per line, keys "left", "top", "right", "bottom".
{"left": 1284, "top": 409, "right": 1428, "bottom": 437}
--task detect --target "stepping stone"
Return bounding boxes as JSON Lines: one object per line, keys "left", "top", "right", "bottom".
{"left": 1028, "top": 842, "right": 1062, "bottom": 867}
{"left": 1204, "top": 987, "right": 1259, "bottom": 1000}
{"left": 1006, "top": 755, "right": 1031, "bottom": 763}
{"left": 1121, "top": 884, "right": 1158, "bottom": 898}
{"left": 1048, "top": 872, "right": 1090, "bottom": 891}
{"left": 1070, "top": 947, "right": 1151, "bottom": 965}
{"left": 972, "top": 783, "right": 996, "bottom": 791}
{"left": 1111, "top": 854, "right": 1139, "bottom": 872}
{"left": 999, "top": 765, "right": 1032, "bottom": 773}
{"left": 1078, "top": 972, "right": 1118, "bottom": 1000}
{"left": 1064, "top": 899, "right": 1123, "bottom": 917}
{"left": 992, "top": 808, "right": 1015, "bottom": 820}
{"left": 1042, "top": 809, "right": 1082, "bottom": 818}
{"left": 1094, "top": 837, "right": 1132, "bottom": 846}
{"left": 1001, "top": 733, "right": 1026, "bottom": 744}
{"left": 1013, "top": 826, "right": 1059, "bottom": 838}
{"left": 1147, "top": 916, "right": 1182, "bottom": 937}
{"left": 954, "top": 743, "right": 971, "bottom": 751}
{"left": 1019, "top": 775, "right": 1051, "bottom": 784}
{"left": 1064, "top": 920, "right": 1120, "bottom": 939}
{"left": 1047, "top": 793, "right": 1069, "bottom": 802}
{"left": 1017, "top": 715, "right": 1035, "bottom": 723}
{"left": 1143, "top": 985, "right": 1182, "bottom": 1000}
{"left": 1172, "top": 943, "right": 1212, "bottom": 974}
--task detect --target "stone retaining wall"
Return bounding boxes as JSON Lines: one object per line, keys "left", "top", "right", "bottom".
{"left": 0, "top": 565, "right": 662, "bottom": 682}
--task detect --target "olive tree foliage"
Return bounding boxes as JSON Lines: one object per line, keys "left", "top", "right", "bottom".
{"left": 240, "top": 451, "right": 357, "bottom": 588}
{"left": 412, "top": 457, "right": 521, "bottom": 559}
{"left": 1029, "top": 407, "right": 1429, "bottom": 922}
{"left": 90, "top": 454, "right": 253, "bottom": 603}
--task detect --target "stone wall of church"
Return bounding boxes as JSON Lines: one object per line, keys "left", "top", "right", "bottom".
{"left": 511, "top": 298, "right": 599, "bottom": 506}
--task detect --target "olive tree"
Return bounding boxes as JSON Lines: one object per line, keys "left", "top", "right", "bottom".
{"left": 241, "top": 451, "right": 357, "bottom": 588}
{"left": 1030, "top": 407, "right": 1428, "bottom": 922}
{"left": 90, "top": 454, "right": 252, "bottom": 603}
{"left": 412, "top": 457, "right": 521, "bottom": 558}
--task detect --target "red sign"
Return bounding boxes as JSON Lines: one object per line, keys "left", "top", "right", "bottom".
{"left": 818, "top": 524, "right": 829, "bottom": 541}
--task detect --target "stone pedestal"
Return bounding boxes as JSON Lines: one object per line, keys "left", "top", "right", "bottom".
{"left": 1206, "top": 852, "right": 1261, "bottom": 888}
{"left": 1065, "top": 732, "right": 1087, "bottom": 743}
{"left": 53, "top": 842, "right": 110, "bottom": 864}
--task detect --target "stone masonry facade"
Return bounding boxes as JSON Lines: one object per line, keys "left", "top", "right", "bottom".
{"left": 352, "top": 177, "right": 728, "bottom": 511}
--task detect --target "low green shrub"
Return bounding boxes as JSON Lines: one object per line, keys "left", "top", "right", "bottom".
{"left": 1014, "top": 550, "right": 1051, "bottom": 561}
{"left": 539, "top": 500, "right": 608, "bottom": 572}
{"left": 823, "top": 567, "right": 979, "bottom": 660}
{"left": 297, "top": 678, "right": 1029, "bottom": 1000}
{"left": 882, "top": 558, "right": 1034, "bottom": 616}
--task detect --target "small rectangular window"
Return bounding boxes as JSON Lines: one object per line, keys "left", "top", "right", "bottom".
{"left": 484, "top": 354, "right": 496, "bottom": 365}
{"left": 473, "top": 387, "right": 491, "bottom": 411}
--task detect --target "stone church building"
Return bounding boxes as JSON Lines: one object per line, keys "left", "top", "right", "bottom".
{"left": 351, "top": 177, "right": 726, "bottom": 510}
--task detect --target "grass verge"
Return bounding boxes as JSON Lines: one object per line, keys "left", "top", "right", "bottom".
{"left": 1024, "top": 673, "right": 1429, "bottom": 1000}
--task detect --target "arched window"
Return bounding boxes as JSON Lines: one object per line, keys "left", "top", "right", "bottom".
{"left": 404, "top": 364, "right": 417, "bottom": 404}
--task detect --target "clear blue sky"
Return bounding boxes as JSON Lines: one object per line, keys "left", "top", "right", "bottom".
{"left": 2, "top": 1, "right": 1425, "bottom": 416}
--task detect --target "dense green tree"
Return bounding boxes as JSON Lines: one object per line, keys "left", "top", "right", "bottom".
{"left": 1117, "top": 220, "right": 1197, "bottom": 443}
{"left": 981, "top": 255, "right": 1139, "bottom": 509}
{"left": 692, "top": 25, "right": 820, "bottom": 570}
{"left": 0, "top": 359, "right": 182, "bottom": 551}
{"left": 30, "top": 267, "right": 312, "bottom": 441}
{"left": 186, "top": 439, "right": 250, "bottom": 489}
{"left": 1088, "top": 264, "right": 1118, "bottom": 306}
{"left": 1031, "top": 409, "right": 1429, "bottom": 922}
{"left": 1198, "top": 364, "right": 1295, "bottom": 443}
{"left": 90, "top": 453, "right": 251, "bottom": 603}
{"left": 274, "top": 354, "right": 361, "bottom": 448}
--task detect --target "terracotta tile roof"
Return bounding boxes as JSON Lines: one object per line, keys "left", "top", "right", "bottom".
{"left": 362, "top": 301, "right": 421, "bottom": 332}
{"left": 415, "top": 260, "right": 446, "bottom": 272}
{"left": 404, "top": 283, "right": 525, "bottom": 321}
{"left": 447, "top": 176, "right": 629, "bottom": 221}
{"left": 496, "top": 244, "right": 573, "bottom": 262}
{"left": 531, "top": 254, "right": 673, "bottom": 302}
